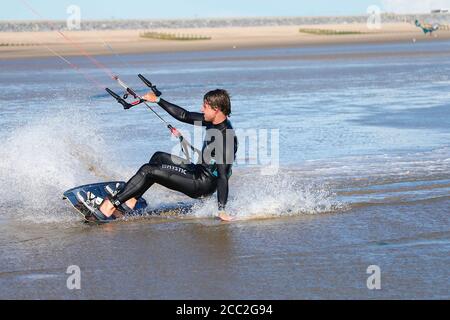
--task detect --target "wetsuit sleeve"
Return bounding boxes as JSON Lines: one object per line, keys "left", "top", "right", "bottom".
{"left": 216, "top": 163, "right": 230, "bottom": 210}
{"left": 216, "top": 132, "right": 235, "bottom": 210}
{"left": 157, "top": 98, "right": 207, "bottom": 126}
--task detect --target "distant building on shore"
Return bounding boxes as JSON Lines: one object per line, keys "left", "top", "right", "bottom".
{"left": 431, "top": 9, "right": 449, "bottom": 14}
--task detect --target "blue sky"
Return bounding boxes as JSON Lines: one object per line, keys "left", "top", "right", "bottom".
{"left": 2, "top": 0, "right": 448, "bottom": 20}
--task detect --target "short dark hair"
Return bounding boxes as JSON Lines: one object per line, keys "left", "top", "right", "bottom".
{"left": 204, "top": 89, "right": 231, "bottom": 116}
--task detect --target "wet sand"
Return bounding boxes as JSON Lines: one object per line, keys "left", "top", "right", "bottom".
{"left": 1, "top": 198, "right": 449, "bottom": 299}
{"left": 1, "top": 23, "right": 450, "bottom": 59}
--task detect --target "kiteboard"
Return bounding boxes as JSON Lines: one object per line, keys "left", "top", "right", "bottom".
{"left": 63, "top": 181, "right": 239, "bottom": 224}
{"left": 62, "top": 181, "right": 148, "bottom": 224}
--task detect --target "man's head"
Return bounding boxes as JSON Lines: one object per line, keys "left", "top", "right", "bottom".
{"left": 201, "top": 89, "right": 231, "bottom": 122}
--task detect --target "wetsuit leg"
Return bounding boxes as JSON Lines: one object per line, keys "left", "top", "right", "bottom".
{"left": 129, "top": 151, "right": 190, "bottom": 199}
{"left": 114, "top": 152, "right": 216, "bottom": 205}
{"left": 148, "top": 151, "right": 190, "bottom": 166}
{"left": 130, "top": 152, "right": 193, "bottom": 199}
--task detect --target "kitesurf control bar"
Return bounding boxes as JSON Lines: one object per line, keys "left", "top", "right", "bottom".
{"left": 106, "top": 74, "right": 201, "bottom": 163}
{"left": 105, "top": 74, "right": 161, "bottom": 110}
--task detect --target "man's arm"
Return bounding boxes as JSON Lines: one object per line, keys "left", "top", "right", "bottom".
{"left": 216, "top": 163, "right": 230, "bottom": 210}
{"left": 157, "top": 98, "right": 207, "bottom": 126}
{"left": 216, "top": 131, "right": 235, "bottom": 210}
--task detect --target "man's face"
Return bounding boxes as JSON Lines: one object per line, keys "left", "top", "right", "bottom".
{"left": 201, "top": 101, "right": 218, "bottom": 122}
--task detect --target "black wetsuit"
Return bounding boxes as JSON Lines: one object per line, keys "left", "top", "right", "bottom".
{"left": 113, "top": 98, "right": 238, "bottom": 210}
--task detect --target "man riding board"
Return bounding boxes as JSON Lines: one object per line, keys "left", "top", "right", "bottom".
{"left": 78, "top": 89, "right": 238, "bottom": 222}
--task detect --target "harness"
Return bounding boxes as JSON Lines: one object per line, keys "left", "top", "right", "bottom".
{"left": 208, "top": 159, "right": 233, "bottom": 178}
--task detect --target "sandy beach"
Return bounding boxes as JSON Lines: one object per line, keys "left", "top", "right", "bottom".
{"left": 1, "top": 23, "right": 450, "bottom": 59}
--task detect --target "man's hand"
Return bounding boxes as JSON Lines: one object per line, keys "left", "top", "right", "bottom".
{"left": 218, "top": 210, "right": 235, "bottom": 221}
{"left": 143, "top": 91, "right": 159, "bottom": 103}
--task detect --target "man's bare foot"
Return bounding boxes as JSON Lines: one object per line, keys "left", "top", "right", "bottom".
{"left": 125, "top": 198, "right": 138, "bottom": 210}
{"left": 99, "top": 199, "right": 117, "bottom": 218}
{"left": 218, "top": 211, "right": 235, "bottom": 221}
{"left": 99, "top": 197, "right": 138, "bottom": 218}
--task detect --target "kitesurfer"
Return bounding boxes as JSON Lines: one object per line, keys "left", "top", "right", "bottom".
{"left": 79, "top": 89, "right": 238, "bottom": 222}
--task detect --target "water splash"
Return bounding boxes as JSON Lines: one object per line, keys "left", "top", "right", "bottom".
{"left": 188, "top": 170, "right": 347, "bottom": 220}
{"left": 0, "top": 110, "right": 128, "bottom": 223}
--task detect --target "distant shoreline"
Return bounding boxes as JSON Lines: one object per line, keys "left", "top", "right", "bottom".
{"left": 1, "top": 22, "right": 450, "bottom": 60}
{"left": 2, "top": 13, "right": 450, "bottom": 31}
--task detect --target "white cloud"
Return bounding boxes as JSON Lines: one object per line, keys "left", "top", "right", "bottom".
{"left": 381, "top": 0, "right": 450, "bottom": 14}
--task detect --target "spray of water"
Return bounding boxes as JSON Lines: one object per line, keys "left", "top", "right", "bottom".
{"left": 188, "top": 170, "right": 347, "bottom": 220}
{"left": 0, "top": 109, "right": 127, "bottom": 223}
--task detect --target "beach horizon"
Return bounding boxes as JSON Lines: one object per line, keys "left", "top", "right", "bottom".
{"left": 1, "top": 20, "right": 450, "bottom": 59}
